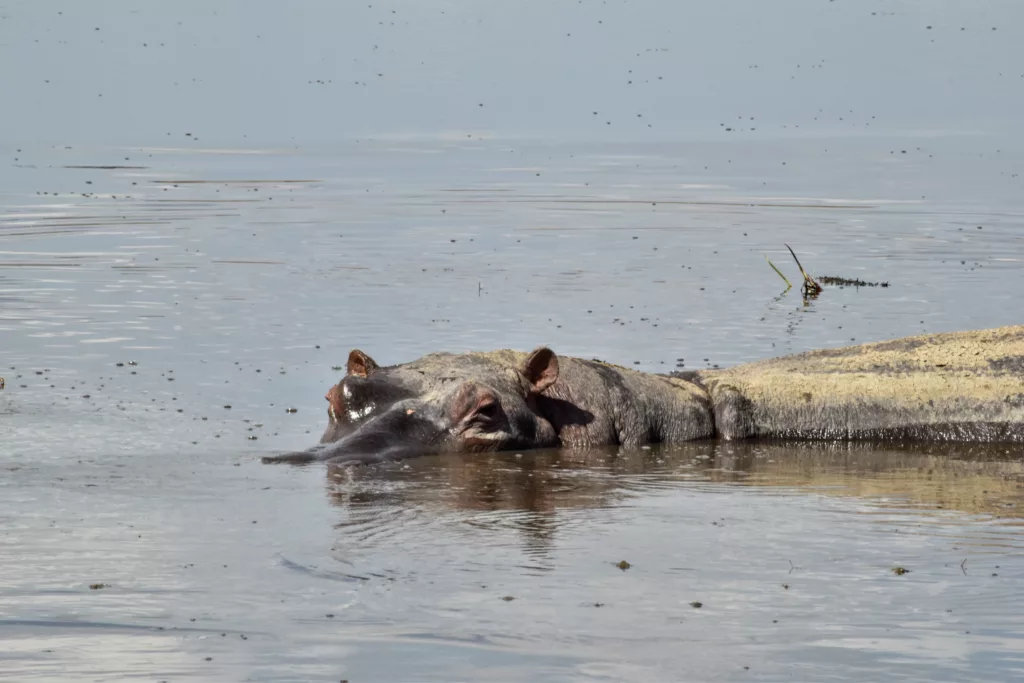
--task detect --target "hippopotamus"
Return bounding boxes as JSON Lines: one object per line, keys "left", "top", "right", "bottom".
{"left": 263, "top": 325, "right": 1024, "bottom": 465}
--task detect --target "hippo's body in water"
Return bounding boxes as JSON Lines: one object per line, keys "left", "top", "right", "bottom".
{"left": 264, "top": 325, "right": 1024, "bottom": 465}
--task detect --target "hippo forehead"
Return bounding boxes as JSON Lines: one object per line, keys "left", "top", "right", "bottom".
{"left": 398, "top": 351, "right": 533, "bottom": 395}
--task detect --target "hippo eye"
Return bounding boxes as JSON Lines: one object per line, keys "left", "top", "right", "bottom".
{"left": 474, "top": 400, "right": 500, "bottom": 421}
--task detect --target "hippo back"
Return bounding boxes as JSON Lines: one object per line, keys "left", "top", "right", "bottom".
{"left": 697, "top": 325, "right": 1024, "bottom": 443}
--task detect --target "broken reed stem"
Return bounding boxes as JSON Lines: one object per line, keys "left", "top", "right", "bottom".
{"left": 765, "top": 255, "right": 792, "bottom": 289}
{"left": 784, "top": 243, "right": 822, "bottom": 294}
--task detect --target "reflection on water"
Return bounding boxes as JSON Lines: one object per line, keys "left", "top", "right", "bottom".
{"left": 498, "top": 443, "right": 1017, "bottom": 511}
{"left": 326, "top": 442, "right": 1024, "bottom": 559}
{"left": 313, "top": 444, "right": 1024, "bottom": 682}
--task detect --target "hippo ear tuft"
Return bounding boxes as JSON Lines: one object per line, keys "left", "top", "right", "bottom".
{"left": 347, "top": 349, "right": 379, "bottom": 378}
{"left": 523, "top": 347, "right": 559, "bottom": 394}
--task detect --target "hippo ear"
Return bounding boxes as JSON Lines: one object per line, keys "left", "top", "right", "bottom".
{"left": 347, "top": 349, "right": 379, "bottom": 378}
{"left": 325, "top": 383, "right": 345, "bottom": 415}
{"left": 523, "top": 347, "right": 559, "bottom": 394}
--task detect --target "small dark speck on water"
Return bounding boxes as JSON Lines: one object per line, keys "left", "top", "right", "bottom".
{"left": 690, "top": 601, "right": 703, "bottom": 608}
{"left": 501, "top": 595, "right": 515, "bottom": 601}
{"left": 892, "top": 566, "right": 910, "bottom": 575}
{"left": 616, "top": 560, "right": 631, "bottom": 570}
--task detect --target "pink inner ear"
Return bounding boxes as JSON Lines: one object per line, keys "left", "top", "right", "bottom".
{"left": 523, "top": 347, "right": 559, "bottom": 393}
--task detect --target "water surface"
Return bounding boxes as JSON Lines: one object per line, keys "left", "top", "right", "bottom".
{"left": 2, "top": 1, "right": 1023, "bottom": 681}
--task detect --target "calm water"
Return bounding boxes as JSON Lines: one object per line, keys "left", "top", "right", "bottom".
{"left": 2, "top": 1, "right": 1023, "bottom": 681}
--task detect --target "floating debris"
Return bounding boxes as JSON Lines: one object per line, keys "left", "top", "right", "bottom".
{"left": 766, "top": 245, "right": 889, "bottom": 298}
{"left": 785, "top": 244, "right": 822, "bottom": 296}
{"left": 819, "top": 275, "right": 890, "bottom": 288}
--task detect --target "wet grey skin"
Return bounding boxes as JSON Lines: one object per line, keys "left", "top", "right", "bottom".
{"left": 263, "top": 347, "right": 712, "bottom": 465}
{"left": 263, "top": 325, "right": 1024, "bottom": 465}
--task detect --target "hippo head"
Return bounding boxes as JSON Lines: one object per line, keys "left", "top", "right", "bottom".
{"left": 318, "top": 349, "right": 416, "bottom": 445}
{"left": 268, "top": 347, "right": 561, "bottom": 465}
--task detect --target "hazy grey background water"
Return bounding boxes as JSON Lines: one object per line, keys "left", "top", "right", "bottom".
{"left": 2, "top": 1, "right": 1023, "bottom": 681}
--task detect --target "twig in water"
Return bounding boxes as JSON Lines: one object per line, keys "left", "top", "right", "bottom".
{"left": 765, "top": 255, "right": 792, "bottom": 290}
{"left": 784, "top": 243, "right": 823, "bottom": 296}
